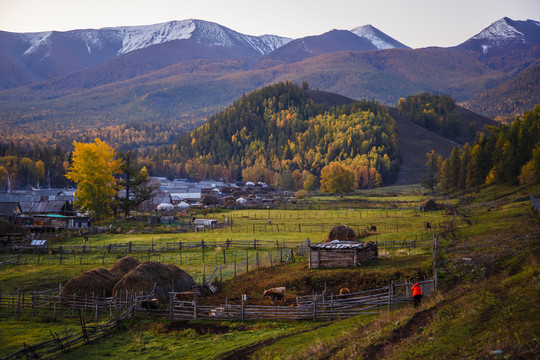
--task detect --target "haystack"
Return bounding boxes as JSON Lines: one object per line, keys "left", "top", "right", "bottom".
{"left": 422, "top": 198, "right": 438, "bottom": 211}
{"left": 109, "top": 256, "right": 141, "bottom": 278}
{"left": 112, "top": 261, "right": 196, "bottom": 304}
{"left": 62, "top": 268, "right": 119, "bottom": 302}
{"left": 327, "top": 225, "right": 356, "bottom": 242}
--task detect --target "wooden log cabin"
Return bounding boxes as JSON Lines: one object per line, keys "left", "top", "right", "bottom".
{"left": 309, "top": 241, "right": 378, "bottom": 268}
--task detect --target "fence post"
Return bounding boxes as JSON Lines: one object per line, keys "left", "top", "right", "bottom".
{"left": 170, "top": 293, "right": 174, "bottom": 320}
{"left": 388, "top": 282, "right": 393, "bottom": 312}
{"left": 433, "top": 234, "right": 439, "bottom": 290}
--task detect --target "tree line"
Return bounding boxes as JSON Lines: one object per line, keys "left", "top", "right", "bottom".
{"left": 424, "top": 105, "right": 540, "bottom": 192}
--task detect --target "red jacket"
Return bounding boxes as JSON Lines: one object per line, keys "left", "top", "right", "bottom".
{"left": 411, "top": 283, "right": 422, "bottom": 297}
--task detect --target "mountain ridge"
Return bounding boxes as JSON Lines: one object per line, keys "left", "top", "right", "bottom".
{"left": 0, "top": 17, "right": 537, "bottom": 127}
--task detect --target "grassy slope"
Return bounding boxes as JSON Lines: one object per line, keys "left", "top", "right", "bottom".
{"left": 1, "top": 185, "right": 538, "bottom": 359}
{"left": 251, "top": 184, "right": 540, "bottom": 359}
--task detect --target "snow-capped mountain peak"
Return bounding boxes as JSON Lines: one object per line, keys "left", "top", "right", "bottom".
{"left": 114, "top": 20, "right": 197, "bottom": 55}
{"left": 472, "top": 17, "right": 524, "bottom": 42}
{"left": 466, "top": 17, "right": 540, "bottom": 54}
{"left": 14, "top": 19, "right": 291, "bottom": 60}
{"left": 350, "top": 25, "right": 410, "bottom": 50}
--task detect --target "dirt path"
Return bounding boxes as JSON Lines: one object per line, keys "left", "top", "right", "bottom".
{"left": 363, "top": 294, "right": 460, "bottom": 360}
{"left": 219, "top": 323, "right": 331, "bottom": 360}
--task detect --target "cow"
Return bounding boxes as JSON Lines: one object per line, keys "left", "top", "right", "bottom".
{"left": 140, "top": 298, "right": 159, "bottom": 309}
{"left": 369, "top": 225, "right": 377, "bottom": 232}
{"left": 209, "top": 306, "right": 225, "bottom": 317}
{"left": 339, "top": 288, "right": 350, "bottom": 295}
{"left": 425, "top": 222, "right": 432, "bottom": 230}
{"left": 263, "top": 287, "right": 286, "bottom": 304}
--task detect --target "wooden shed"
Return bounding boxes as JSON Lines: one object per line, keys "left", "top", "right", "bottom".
{"left": 309, "top": 241, "right": 378, "bottom": 268}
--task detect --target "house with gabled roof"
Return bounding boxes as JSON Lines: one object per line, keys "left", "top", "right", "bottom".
{"left": 0, "top": 202, "right": 22, "bottom": 224}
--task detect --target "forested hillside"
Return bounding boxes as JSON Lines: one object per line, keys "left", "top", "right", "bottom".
{"left": 160, "top": 82, "right": 400, "bottom": 188}
{"left": 436, "top": 105, "right": 540, "bottom": 192}
{"left": 465, "top": 63, "right": 540, "bottom": 122}
{"left": 397, "top": 92, "right": 496, "bottom": 143}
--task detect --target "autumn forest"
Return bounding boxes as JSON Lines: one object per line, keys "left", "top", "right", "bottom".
{"left": 0, "top": 82, "right": 539, "bottom": 193}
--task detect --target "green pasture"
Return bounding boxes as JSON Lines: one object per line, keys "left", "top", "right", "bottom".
{"left": 0, "top": 190, "right": 455, "bottom": 358}
{"left": 62, "top": 206, "right": 447, "bottom": 246}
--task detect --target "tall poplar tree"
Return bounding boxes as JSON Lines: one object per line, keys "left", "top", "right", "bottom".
{"left": 422, "top": 150, "right": 442, "bottom": 194}
{"left": 66, "top": 138, "right": 121, "bottom": 219}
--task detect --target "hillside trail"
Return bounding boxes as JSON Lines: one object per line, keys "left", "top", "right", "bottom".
{"left": 361, "top": 294, "right": 461, "bottom": 360}
{"left": 313, "top": 292, "right": 461, "bottom": 360}
{"left": 219, "top": 323, "right": 332, "bottom": 360}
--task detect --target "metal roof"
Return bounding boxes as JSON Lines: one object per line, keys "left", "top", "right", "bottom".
{"left": 310, "top": 241, "right": 369, "bottom": 249}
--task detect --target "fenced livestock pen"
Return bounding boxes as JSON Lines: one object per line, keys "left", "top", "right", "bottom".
{"left": 169, "top": 279, "right": 435, "bottom": 321}
{"left": 0, "top": 279, "right": 434, "bottom": 359}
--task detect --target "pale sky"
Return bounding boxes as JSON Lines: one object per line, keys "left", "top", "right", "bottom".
{"left": 0, "top": 0, "right": 539, "bottom": 48}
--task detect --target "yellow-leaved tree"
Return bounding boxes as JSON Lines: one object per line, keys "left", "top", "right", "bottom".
{"left": 320, "top": 162, "right": 354, "bottom": 194}
{"left": 66, "top": 138, "right": 121, "bottom": 219}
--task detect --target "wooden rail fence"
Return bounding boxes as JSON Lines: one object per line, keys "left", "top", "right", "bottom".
{"left": 1, "top": 289, "right": 156, "bottom": 360}
{"left": 169, "top": 279, "right": 435, "bottom": 321}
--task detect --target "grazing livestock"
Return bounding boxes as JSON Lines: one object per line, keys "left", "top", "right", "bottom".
{"left": 140, "top": 298, "right": 159, "bottom": 309}
{"left": 339, "top": 288, "right": 350, "bottom": 295}
{"left": 209, "top": 306, "right": 225, "bottom": 317}
{"left": 369, "top": 225, "right": 377, "bottom": 232}
{"left": 263, "top": 287, "right": 286, "bottom": 304}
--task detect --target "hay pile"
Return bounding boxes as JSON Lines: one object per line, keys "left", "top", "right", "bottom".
{"left": 422, "top": 199, "right": 439, "bottom": 211}
{"left": 109, "top": 256, "right": 141, "bottom": 278}
{"left": 112, "top": 261, "right": 196, "bottom": 304}
{"left": 327, "top": 225, "right": 356, "bottom": 242}
{"left": 62, "top": 268, "right": 119, "bottom": 302}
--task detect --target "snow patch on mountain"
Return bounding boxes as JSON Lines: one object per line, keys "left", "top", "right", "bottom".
{"left": 350, "top": 25, "right": 395, "bottom": 49}
{"left": 471, "top": 18, "right": 532, "bottom": 54}
{"left": 115, "top": 20, "right": 196, "bottom": 55}
{"left": 473, "top": 18, "right": 524, "bottom": 41}
{"left": 16, "top": 19, "right": 290, "bottom": 59}
{"left": 22, "top": 32, "right": 53, "bottom": 56}
{"left": 255, "top": 34, "right": 292, "bottom": 52}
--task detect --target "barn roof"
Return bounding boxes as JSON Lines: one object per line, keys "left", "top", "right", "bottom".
{"left": 310, "top": 241, "right": 370, "bottom": 249}
{"left": 20, "top": 200, "right": 73, "bottom": 214}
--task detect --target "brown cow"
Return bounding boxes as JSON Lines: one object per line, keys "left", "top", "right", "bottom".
{"left": 339, "top": 288, "right": 350, "bottom": 295}
{"left": 140, "top": 298, "right": 159, "bottom": 309}
{"left": 263, "top": 287, "right": 286, "bottom": 304}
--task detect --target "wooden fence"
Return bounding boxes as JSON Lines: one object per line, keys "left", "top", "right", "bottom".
{"left": 168, "top": 279, "right": 435, "bottom": 321}
{"left": 0, "top": 254, "right": 20, "bottom": 266}
{"left": 1, "top": 305, "right": 137, "bottom": 360}
{"left": 531, "top": 195, "right": 540, "bottom": 220}
{"left": 53, "top": 238, "right": 300, "bottom": 254}
{"left": 1, "top": 288, "right": 156, "bottom": 360}
{"left": 0, "top": 279, "right": 434, "bottom": 359}
{"left": 0, "top": 285, "right": 155, "bottom": 321}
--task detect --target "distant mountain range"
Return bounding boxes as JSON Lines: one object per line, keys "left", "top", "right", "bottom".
{"left": 0, "top": 17, "right": 538, "bottom": 135}
{"left": 0, "top": 19, "right": 411, "bottom": 88}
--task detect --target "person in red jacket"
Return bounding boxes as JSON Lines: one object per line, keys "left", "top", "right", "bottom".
{"left": 411, "top": 282, "right": 423, "bottom": 307}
